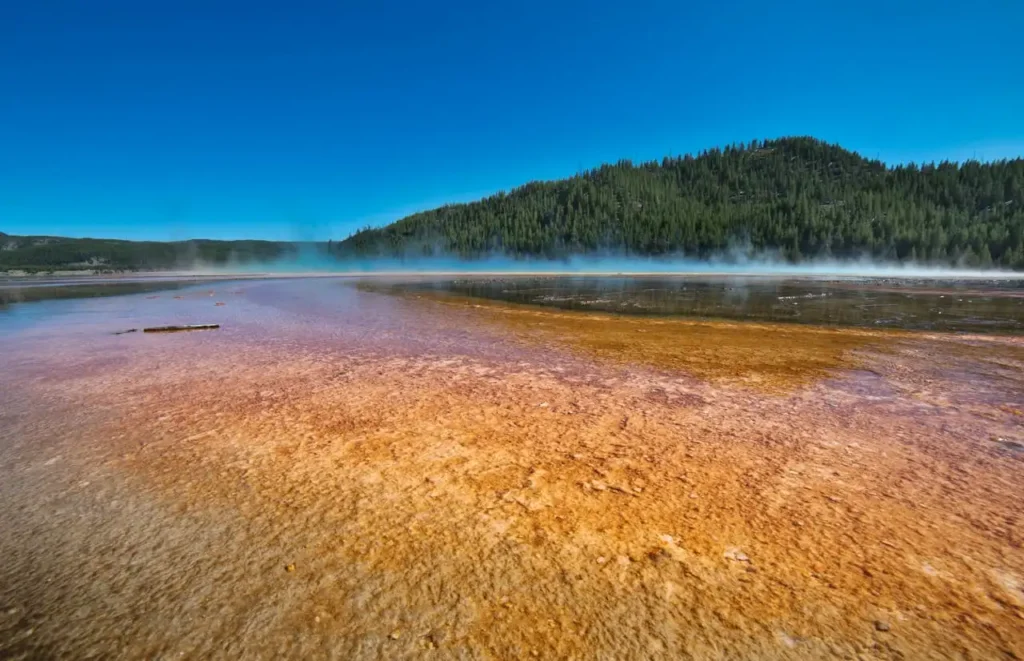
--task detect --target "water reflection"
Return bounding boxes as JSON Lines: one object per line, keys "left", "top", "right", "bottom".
{"left": 392, "top": 277, "right": 1024, "bottom": 333}
{"left": 0, "top": 281, "right": 191, "bottom": 308}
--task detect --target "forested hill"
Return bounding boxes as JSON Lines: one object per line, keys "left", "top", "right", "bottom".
{"left": 338, "top": 137, "right": 1024, "bottom": 268}
{"left": 5, "top": 138, "right": 1023, "bottom": 272}
{"left": 0, "top": 234, "right": 296, "bottom": 273}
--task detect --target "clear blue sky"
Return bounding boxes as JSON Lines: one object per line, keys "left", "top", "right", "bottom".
{"left": 2, "top": 1, "right": 1022, "bottom": 241}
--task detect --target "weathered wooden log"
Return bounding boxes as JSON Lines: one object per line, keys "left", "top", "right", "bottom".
{"left": 142, "top": 324, "right": 220, "bottom": 333}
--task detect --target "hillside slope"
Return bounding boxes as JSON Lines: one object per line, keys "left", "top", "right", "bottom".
{"left": 338, "top": 137, "right": 1024, "bottom": 268}
{"left": 0, "top": 235, "right": 296, "bottom": 273}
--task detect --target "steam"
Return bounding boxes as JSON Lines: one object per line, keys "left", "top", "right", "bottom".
{"left": 182, "top": 246, "right": 1024, "bottom": 280}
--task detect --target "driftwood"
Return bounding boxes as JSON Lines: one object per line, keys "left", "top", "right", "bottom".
{"left": 112, "top": 328, "right": 138, "bottom": 335}
{"left": 143, "top": 324, "right": 220, "bottom": 333}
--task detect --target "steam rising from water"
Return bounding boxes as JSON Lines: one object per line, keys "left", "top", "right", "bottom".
{"left": 200, "top": 246, "right": 1024, "bottom": 280}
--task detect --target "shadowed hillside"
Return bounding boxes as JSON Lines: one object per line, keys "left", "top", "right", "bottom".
{"left": 5, "top": 137, "right": 1023, "bottom": 272}
{"left": 0, "top": 234, "right": 297, "bottom": 273}
{"left": 338, "top": 137, "right": 1024, "bottom": 268}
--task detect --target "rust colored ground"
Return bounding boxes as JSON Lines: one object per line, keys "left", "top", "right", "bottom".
{"left": 407, "top": 292, "right": 900, "bottom": 390}
{"left": 1, "top": 282, "right": 1023, "bottom": 660}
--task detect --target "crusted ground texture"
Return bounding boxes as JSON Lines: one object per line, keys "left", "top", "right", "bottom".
{"left": 1, "top": 279, "right": 1022, "bottom": 660}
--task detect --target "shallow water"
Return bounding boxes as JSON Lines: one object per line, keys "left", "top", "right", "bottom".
{"left": 392, "top": 276, "right": 1024, "bottom": 333}
{"left": 2, "top": 277, "right": 1023, "bottom": 660}
{"left": 0, "top": 280, "right": 193, "bottom": 306}
{"left": 5, "top": 274, "right": 1024, "bottom": 334}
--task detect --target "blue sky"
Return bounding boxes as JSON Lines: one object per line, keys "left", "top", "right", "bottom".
{"left": 1, "top": 1, "right": 1022, "bottom": 241}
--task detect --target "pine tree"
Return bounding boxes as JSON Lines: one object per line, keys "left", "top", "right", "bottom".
{"left": 333, "top": 137, "right": 1024, "bottom": 269}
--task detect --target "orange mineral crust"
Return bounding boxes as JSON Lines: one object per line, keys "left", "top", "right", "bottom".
{"left": 1, "top": 280, "right": 1022, "bottom": 660}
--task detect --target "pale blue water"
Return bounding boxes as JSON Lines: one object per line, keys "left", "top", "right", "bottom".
{"left": 3, "top": 276, "right": 1023, "bottom": 337}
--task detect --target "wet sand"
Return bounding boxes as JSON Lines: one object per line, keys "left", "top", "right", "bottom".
{"left": 1, "top": 279, "right": 1023, "bottom": 659}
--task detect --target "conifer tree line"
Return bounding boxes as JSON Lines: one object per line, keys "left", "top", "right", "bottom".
{"left": 338, "top": 137, "right": 1024, "bottom": 268}
{"left": 0, "top": 236, "right": 294, "bottom": 272}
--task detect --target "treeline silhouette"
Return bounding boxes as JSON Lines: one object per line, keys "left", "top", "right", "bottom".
{"left": 0, "top": 235, "right": 295, "bottom": 273}
{"left": 338, "top": 137, "right": 1024, "bottom": 268}
{"left": 4, "top": 137, "right": 1022, "bottom": 272}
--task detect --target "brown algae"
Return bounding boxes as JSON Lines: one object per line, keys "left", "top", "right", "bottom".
{"left": 401, "top": 291, "right": 899, "bottom": 390}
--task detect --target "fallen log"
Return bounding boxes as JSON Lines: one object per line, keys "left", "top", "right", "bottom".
{"left": 143, "top": 324, "right": 220, "bottom": 333}
{"left": 112, "top": 328, "right": 138, "bottom": 335}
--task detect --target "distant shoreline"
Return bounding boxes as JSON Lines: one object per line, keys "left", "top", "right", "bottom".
{"left": 3, "top": 269, "right": 1024, "bottom": 288}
